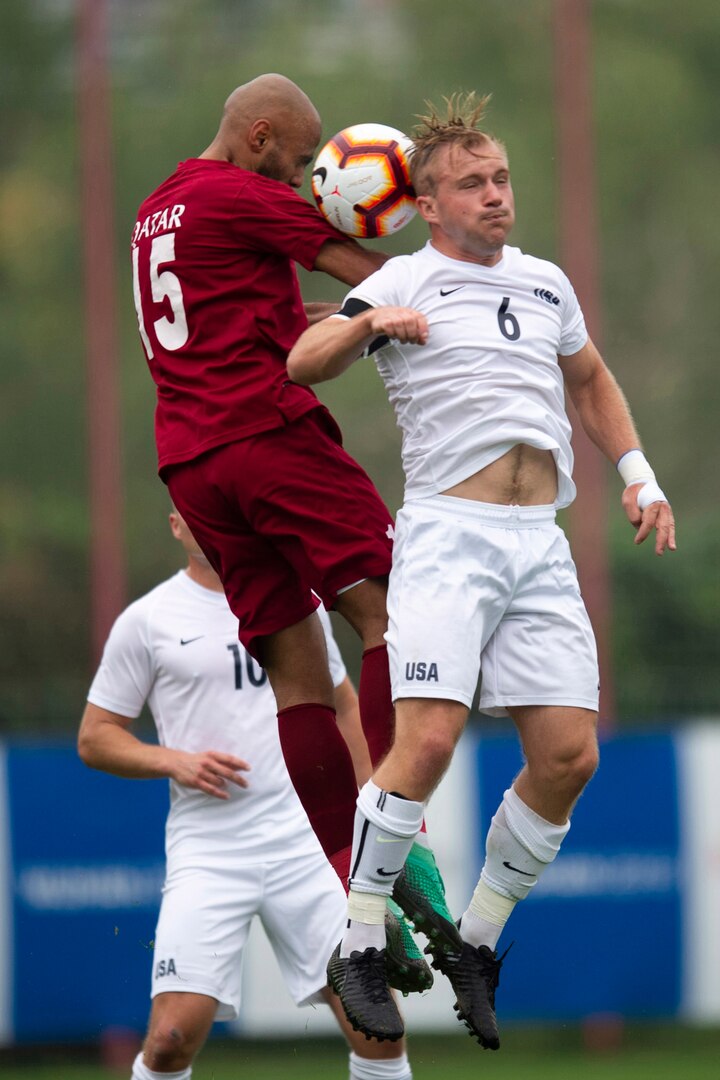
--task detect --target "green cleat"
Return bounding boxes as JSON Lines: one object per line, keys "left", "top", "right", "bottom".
{"left": 385, "top": 898, "right": 434, "bottom": 995}
{"left": 392, "top": 842, "right": 462, "bottom": 954}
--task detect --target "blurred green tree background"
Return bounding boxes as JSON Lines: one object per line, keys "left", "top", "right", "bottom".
{"left": 1, "top": 0, "right": 718, "bottom": 730}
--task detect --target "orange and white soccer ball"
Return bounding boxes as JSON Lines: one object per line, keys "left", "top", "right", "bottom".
{"left": 311, "top": 123, "right": 416, "bottom": 239}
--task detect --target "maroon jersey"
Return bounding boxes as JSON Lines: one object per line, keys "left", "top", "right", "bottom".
{"left": 131, "top": 158, "right": 348, "bottom": 473}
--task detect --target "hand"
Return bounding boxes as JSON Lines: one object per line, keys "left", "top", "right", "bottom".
{"left": 369, "top": 306, "right": 429, "bottom": 345}
{"left": 622, "top": 484, "right": 677, "bottom": 556}
{"left": 169, "top": 750, "right": 251, "bottom": 799}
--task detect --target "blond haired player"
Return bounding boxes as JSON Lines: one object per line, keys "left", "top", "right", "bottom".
{"left": 288, "top": 92, "right": 675, "bottom": 1047}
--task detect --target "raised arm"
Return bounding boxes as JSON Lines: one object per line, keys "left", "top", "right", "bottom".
{"left": 78, "top": 702, "right": 250, "bottom": 799}
{"left": 288, "top": 305, "right": 429, "bottom": 385}
{"left": 559, "top": 337, "right": 676, "bottom": 555}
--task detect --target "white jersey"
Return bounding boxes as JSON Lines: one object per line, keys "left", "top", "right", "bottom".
{"left": 87, "top": 570, "right": 347, "bottom": 866}
{"left": 341, "top": 241, "right": 588, "bottom": 507}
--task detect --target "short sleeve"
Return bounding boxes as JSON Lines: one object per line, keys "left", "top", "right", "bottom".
{"left": 316, "top": 605, "right": 348, "bottom": 689}
{"left": 231, "top": 177, "right": 351, "bottom": 271}
{"left": 558, "top": 276, "right": 589, "bottom": 356}
{"left": 341, "top": 257, "right": 403, "bottom": 311}
{"left": 86, "top": 603, "right": 155, "bottom": 718}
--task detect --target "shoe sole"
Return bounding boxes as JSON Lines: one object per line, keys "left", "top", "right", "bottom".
{"left": 327, "top": 953, "right": 404, "bottom": 1043}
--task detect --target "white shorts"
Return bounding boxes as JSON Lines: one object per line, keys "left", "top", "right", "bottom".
{"left": 150, "top": 848, "right": 346, "bottom": 1020}
{"left": 386, "top": 495, "right": 599, "bottom": 715}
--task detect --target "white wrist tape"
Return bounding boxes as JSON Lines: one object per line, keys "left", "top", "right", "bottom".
{"left": 616, "top": 449, "right": 656, "bottom": 487}
{"left": 636, "top": 480, "right": 668, "bottom": 510}
{"left": 617, "top": 451, "right": 667, "bottom": 509}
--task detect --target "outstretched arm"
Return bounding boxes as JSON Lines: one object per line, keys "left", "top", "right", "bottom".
{"left": 559, "top": 337, "right": 676, "bottom": 555}
{"left": 313, "top": 238, "right": 389, "bottom": 286}
{"left": 78, "top": 702, "right": 250, "bottom": 799}
{"left": 288, "top": 305, "right": 428, "bottom": 385}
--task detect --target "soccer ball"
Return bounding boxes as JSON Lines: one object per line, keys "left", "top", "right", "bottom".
{"left": 311, "top": 123, "right": 416, "bottom": 239}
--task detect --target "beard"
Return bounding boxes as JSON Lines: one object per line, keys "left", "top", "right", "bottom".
{"left": 256, "top": 148, "right": 286, "bottom": 184}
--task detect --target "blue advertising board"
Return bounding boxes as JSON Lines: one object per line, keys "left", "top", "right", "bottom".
{"left": 6, "top": 741, "right": 167, "bottom": 1040}
{"left": 0, "top": 727, "right": 707, "bottom": 1043}
{"left": 474, "top": 730, "right": 682, "bottom": 1019}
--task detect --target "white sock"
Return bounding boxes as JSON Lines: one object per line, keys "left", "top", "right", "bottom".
{"left": 343, "top": 890, "right": 387, "bottom": 955}
{"left": 461, "top": 786, "right": 570, "bottom": 950}
{"left": 341, "top": 780, "right": 423, "bottom": 957}
{"left": 131, "top": 1052, "right": 192, "bottom": 1080}
{"left": 349, "top": 1049, "right": 412, "bottom": 1079}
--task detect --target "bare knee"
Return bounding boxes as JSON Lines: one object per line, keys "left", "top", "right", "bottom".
{"left": 143, "top": 1021, "right": 195, "bottom": 1072}
{"left": 143, "top": 995, "right": 214, "bottom": 1072}
{"left": 263, "top": 612, "right": 335, "bottom": 709}
{"left": 414, "top": 726, "right": 459, "bottom": 778}
{"left": 538, "top": 735, "right": 599, "bottom": 797}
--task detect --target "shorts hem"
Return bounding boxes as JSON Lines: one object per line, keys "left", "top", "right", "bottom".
{"left": 393, "top": 685, "right": 473, "bottom": 708}
{"left": 151, "top": 983, "right": 237, "bottom": 1022}
{"left": 323, "top": 557, "right": 391, "bottom": 606}
{"left": 242, "top": 594, "right": 320, "bottom": 659}
{"left": 297, "top": 983, "right": 329, "bottom": 1008}
{"left": 478, "top": 695, "right": 600, "bottom": 718}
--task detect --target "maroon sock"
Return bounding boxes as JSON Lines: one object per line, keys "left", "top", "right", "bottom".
{"left": 277, "top": 703, "right": 357, "bottom": 876}
{"left": 358, "top": 644, "right": 395, "bottom": 766}
{"left": 329, "top": 844, "right": 352, "bottom": 892}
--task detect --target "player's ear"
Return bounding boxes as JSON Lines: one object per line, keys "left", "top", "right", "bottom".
{"left": 248, "top": 119, "right": 271, "bottom": 154}
{"left": 415, "top": 194, "right": 438, "bottom": 224}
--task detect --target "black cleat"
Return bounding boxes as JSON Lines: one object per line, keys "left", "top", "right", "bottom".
{"left": 438, "top": 940, "right": 506, "bottom": 1049}
{"left": 384, "top": 899, "right": 434, "bottom": 995}
{"left": 327, "top": 943, "right": 404, "bottom": 1042}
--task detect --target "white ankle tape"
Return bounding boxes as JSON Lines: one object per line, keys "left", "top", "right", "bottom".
{"left": 347, "top": 890, "right": 387, "bottom": 924}
{"left": 469, "top": 879, "right": 516, "bottom": 926}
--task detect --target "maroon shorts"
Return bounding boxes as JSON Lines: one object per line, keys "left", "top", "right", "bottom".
{"left": 166, "top": 408, "right": 394, "bottom": 658}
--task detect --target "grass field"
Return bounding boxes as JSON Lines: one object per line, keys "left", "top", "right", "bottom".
{"left": 2, "top": 1026, "right": 719, "bottom": 1080}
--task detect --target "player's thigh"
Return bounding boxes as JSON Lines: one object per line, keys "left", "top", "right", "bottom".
{"left": 144, "top": 991, "right": 218, "bottom": 1061}
{"left": 333, "top": 575, "right": 389, "bottom": 647}
{"left": 152, "top": 865, "right": 262, "bottom": 1021}
{"left": 258, "top": 850, "right": 347, "bottom": 1006}
{"left": 387, "top": 497, "right": 509, "bottom": 707}
{"left": 478, "top": 524, "right": 599, "bottom": 716}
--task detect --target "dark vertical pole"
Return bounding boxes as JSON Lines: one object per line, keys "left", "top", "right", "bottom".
{"left": 553, "top": 0, "right": 615, "bottom": 727}
{"left": 77, "top": 0, "right": 126, "bottom": 662}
